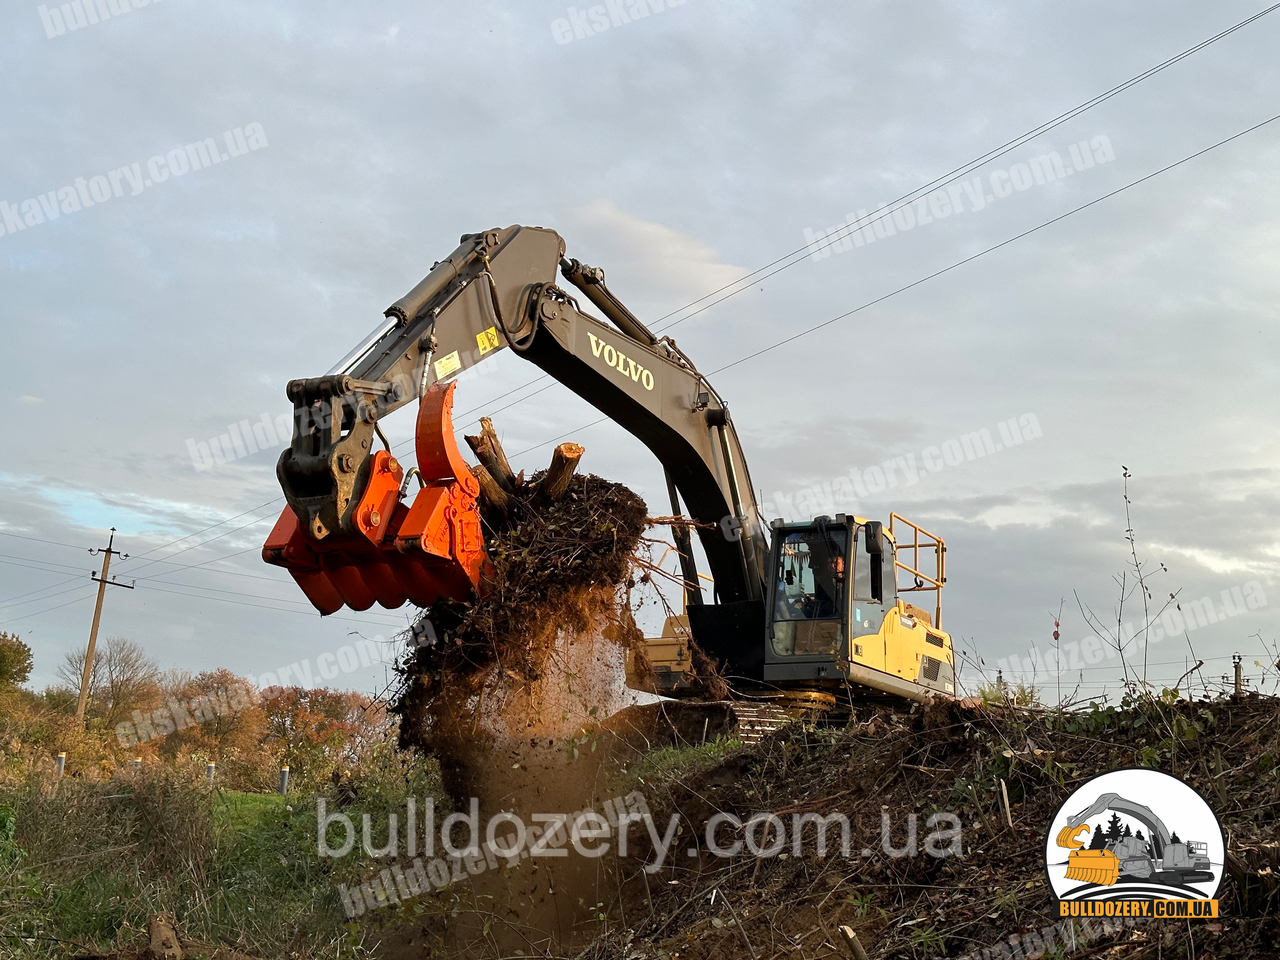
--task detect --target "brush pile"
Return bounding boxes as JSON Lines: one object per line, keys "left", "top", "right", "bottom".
{"left": 390, "top": 421, "right": 648, "bottom": 757}
{"left": 579, "top": 693, "right": 1280, "bottom": 959}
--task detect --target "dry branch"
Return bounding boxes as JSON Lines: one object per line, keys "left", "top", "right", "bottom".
{"left": 838, "top": 926, "right": 870, "bottom": 960}
{"left": 465, "top": 417, "right": 517, "bottom": 493}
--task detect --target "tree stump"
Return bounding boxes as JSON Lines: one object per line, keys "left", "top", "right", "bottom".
{"left": 473, "top": 464, "right": 511, "bottom": 520}
{"left": 541, "top": 443, "right": 584, "bottom": 500}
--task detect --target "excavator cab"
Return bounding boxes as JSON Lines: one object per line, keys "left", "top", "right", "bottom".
{"left": 762, "top": 514, "right": 955, "bottom": 702}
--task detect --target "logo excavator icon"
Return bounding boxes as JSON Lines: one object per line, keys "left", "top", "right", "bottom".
{"left": 1056, "top": 792, "right": 1214, "bottom": 888}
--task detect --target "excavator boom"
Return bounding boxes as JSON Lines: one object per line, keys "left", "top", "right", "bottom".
{"left": 264, "top": 225, "right": 957, "bottom": 703}
{"left": 267, "top": 225, "right": 770, "bottom": 638}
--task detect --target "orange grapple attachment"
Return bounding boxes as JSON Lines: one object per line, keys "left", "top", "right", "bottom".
{"left": 393, "top": 380, "right": 488, "bottom": 590}
{"left": 262, "top": 381, "right": 489, "bottom": 615}
{"left": 1056, "top": 824, "right": 1091, "bottom": 850}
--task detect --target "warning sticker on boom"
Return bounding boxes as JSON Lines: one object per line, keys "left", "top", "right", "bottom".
{"left": 433, "top": 351, "right": 462, "bottom": 380}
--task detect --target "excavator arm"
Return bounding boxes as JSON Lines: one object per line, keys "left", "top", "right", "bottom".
{"left": 265, "top": 225, "right": 770, "bottom": 635}
{"left": 1058, "top": 791, "right": 1172, "bottom": 856}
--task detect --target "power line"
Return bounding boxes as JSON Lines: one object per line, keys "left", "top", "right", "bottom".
{"left": 0, "top": 591, "right": 97, "bottom": 628}
{"left": 129, "top": 546, "right": 284, "bottom": 584}
{"left": 504, "top": 113, "right": 1280, "bottom": 460}
{"left": 122, "top": 496, "right": 284, "bottom": 562}
{"left": 0, "top": 558, "right": 406, "bottom": 629}
{"left": 137, "top": 576, "right": 345, "bottom": 609}
{"left": 711, "top": 113, "right": 1280, "bottom": 375}
{"left": 390, "top": 1, "right": 1280, "bottom": 445}
{"left": 0, "top": 580, "right": 95, "bottom": 611}
{"left": 120, "top": 508, "right": 282, "bottom": 579}
{"left": 136, "top": 580, "right": 407, "bottom": 627}
{"left": 0, "top": 530, "right": 89, "bottom": 551}
{"left": 0, "top": 574, "right": 84, "bottom": 607}
{"left": 653, "top": 1, "right": 1280, "bottom": 327}
{"left": 0, "top": 554, "right": 94, "bottom": 576}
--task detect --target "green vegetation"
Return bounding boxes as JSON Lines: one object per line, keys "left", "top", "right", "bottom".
{"left": 0, "top": 630, "right": 448, "bottom": 959}
{"left": 0, "top": 754, "right": 445, "bottom": 959}
{"left": 0, "top": 634, "right": 34, "bottom": 688}
{"left": 619, "top": 736, "right": 740, "bottom": 796}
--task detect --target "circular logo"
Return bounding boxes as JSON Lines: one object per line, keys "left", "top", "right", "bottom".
{"left": 1045, "top": 768, "right": 1224, "bottom": 915}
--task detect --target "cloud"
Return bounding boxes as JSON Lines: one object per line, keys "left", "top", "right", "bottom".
{"left": 563, "top": 199, "right": 748, "bottom": 307}
{"left": 3, "top": 0, "right": 1279, "bottom": 703}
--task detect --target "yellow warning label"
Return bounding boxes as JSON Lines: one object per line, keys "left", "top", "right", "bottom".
{"left": 433, "top": 350, "right": 461, "bottom": 379}
{"left": 476, "top": 327, "right": 500, "bottom": 355}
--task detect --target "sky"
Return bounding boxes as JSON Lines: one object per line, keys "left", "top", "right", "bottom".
{"left": 2, "top": 0, "right": 1278, "bottom": 704}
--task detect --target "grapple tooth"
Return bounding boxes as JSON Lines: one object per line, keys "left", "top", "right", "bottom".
{"left": 263, "top": 381, "right": 489, "bottom": 615}
{"left": 1065, "top": 850, "right": 1120, "bottom": 886}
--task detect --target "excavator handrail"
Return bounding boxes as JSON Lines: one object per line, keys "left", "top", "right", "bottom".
{"left": 889, "top": 512, "right": 946, "bottom": 628}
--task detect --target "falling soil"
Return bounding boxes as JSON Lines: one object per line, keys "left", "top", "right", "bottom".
{"left": 389, "top": 470, "right": 648, "bottom": 787}
{"left": 377, "top": 471, "right": 657, "bottom": 957}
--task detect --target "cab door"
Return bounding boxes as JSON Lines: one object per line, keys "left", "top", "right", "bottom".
{"left": 848, "top": 523, "right": 892, "bottom": 672}
{"left": 764, "top": 523, "right": 850, "bottom": 682}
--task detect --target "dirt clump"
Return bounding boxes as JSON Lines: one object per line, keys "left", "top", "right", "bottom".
{"left": 389, "top": 470, "right": 647, "bottom": 771}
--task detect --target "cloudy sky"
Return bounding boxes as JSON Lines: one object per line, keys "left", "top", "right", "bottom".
{"left": 2, "top": 0, "right": 1278, "bottom": 703}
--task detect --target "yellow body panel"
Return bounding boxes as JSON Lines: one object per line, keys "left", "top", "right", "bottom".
{"left": 627, "top": 615, "right": 695, "bottom": 695}
{"left": 851, "top": 599, "right": 955, "bottom": 697}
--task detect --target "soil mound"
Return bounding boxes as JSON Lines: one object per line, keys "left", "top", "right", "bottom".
{"left": 578, "top": 694, "right": 1280, "bottom": 959}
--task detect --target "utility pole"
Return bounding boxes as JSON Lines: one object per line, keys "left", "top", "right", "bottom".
{"left": 75, "top": 528, "right": 134, "bottom": 725}
{"left": 1233, "top": 653, "right": 1244, "bottom": 697}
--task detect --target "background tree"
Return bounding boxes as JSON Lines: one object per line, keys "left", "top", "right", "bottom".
{"left": 57, "top": 636, "right": 162, "bottom": 727}
{"left": 1104, "top": 812, "right": 1124, "bottom": 845}
{"left": 1088, "top": 824, "right": 1108, "bottom": 850}
{"left": 160, "top": 669, "right": 270, "bottom": 790}
{"left": 0, "top": 634, "right": 33, "bottom": 688}
{"left": 261, "top": 687, "right": 369, "bottom": 787}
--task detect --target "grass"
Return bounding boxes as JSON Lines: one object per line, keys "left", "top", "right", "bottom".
{"left": 615, "top": 736, "right": 742, "bottom": 812}
{"left": 0, "top": 754, "right": 446, "bottom": 959}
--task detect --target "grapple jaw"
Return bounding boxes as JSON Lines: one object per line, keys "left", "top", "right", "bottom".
{"left": 264, "top": 381, "right": 488, "bottom": 614}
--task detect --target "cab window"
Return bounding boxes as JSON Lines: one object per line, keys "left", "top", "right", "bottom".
{"left": 773, "top": 530, "right": 847, "bottom": 621}
{"left": 771, "top": 529, "right": 847, "bottom": 658}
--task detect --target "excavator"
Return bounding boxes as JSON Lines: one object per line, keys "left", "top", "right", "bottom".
{"left": 1056, "top": 792, "right": 1214, "bottom": 887}
{"left": 262, "top": 224, "right": 955, "bottom": 708}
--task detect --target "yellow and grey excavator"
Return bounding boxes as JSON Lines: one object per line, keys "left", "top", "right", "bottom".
{"left": 1057, "top": 792, "right": 1214, "bottom": 886}
{"left": 263, "top": 225, "right": 954, "bottom": 706}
